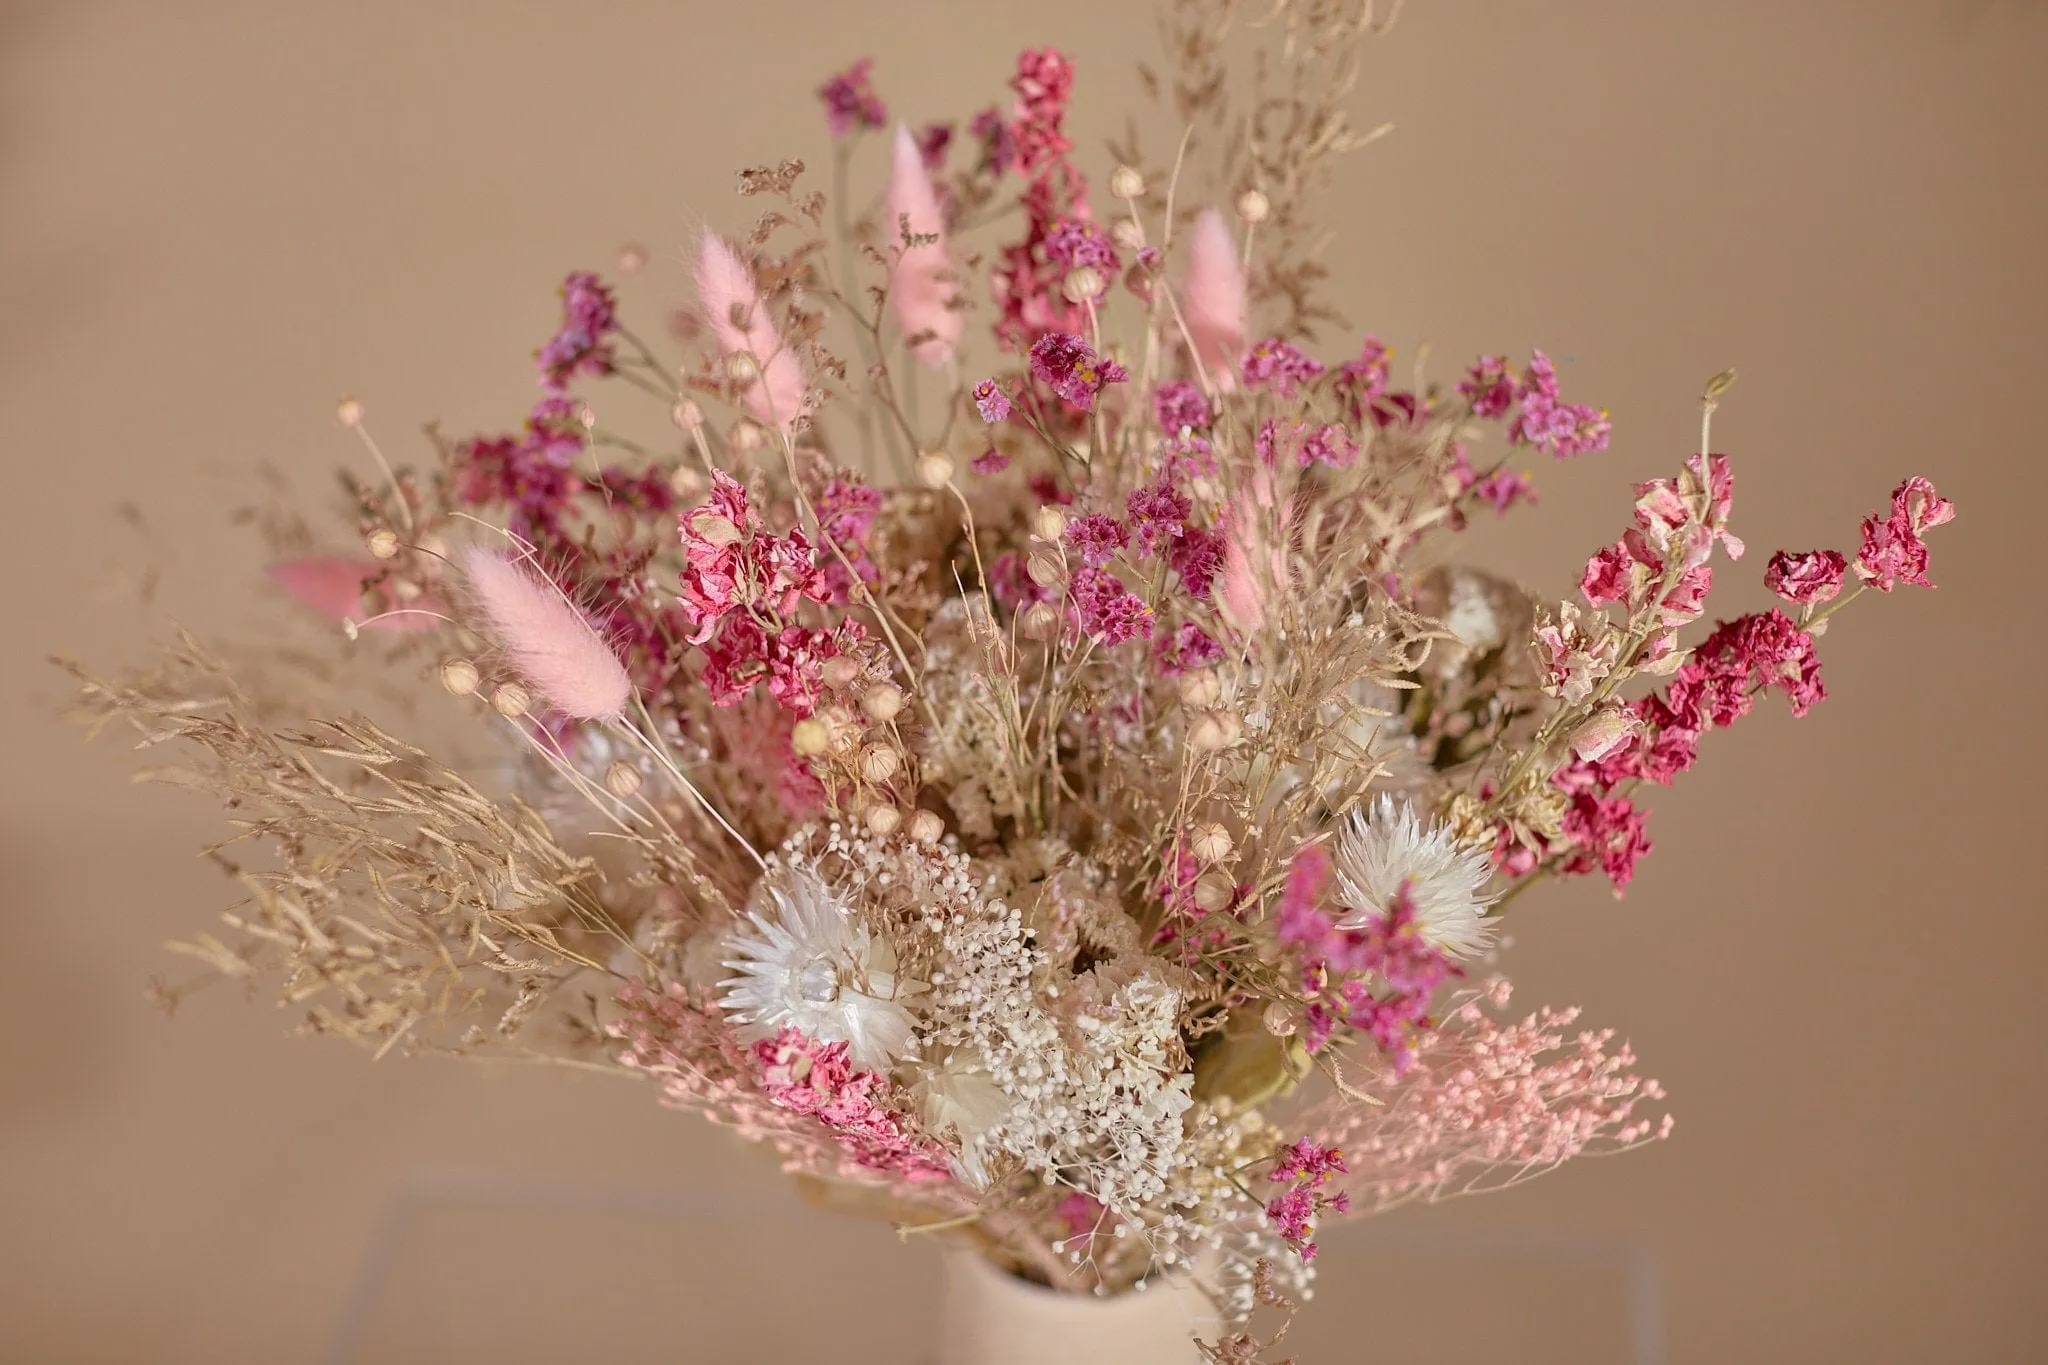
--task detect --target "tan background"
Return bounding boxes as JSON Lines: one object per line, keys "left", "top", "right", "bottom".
{"left": 4, "top": 1, "right": 2044, "bottom": 1361}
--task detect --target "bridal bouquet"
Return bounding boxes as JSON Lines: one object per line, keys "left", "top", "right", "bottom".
{"left": 70, "top": 3, "right": 1953, "bottom": 1355}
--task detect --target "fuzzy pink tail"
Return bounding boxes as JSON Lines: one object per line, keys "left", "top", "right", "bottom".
{"left": 267, "top": 557, "right": 438, "bottom": 633}
{"left": 695, "top": 230, "right": 809, "bottom": 434}
{"left": 887, "top": 124, "right": 961, "bottom": 368}
{"left": 461, "top": 547, "right": 631, "bottom": 720}
{"left": 1181, "top": 208, "right": 1245, "bottom": 390}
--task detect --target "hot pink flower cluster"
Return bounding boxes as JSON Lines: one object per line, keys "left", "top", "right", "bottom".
{"left": 536, "top": 271, "right": 619, "bottom": 396}
{"left": 753, "top": 1028, "right": 953, "bottom": 1184}
{"left": 987, "top": 49, "right": 1091, "bottom": 348}
{"left": 1461, "top": 350, "right": 1611, "bottom": 458}
{"left": 1264, "top": 1138, "right": 1350, "bottom": 1262}
{"left": 1275, "top": 848, "right": 1460, "bottom": 1065}
{"left": 816, "top": 58, "right": 887, "bottom": 137}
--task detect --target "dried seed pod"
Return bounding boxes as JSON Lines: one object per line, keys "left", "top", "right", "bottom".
{"left": 790, "top": 718, "right": 830, "bottom": 756}
{"left": 1031, "top": 506, "right": 1069, "bottom": 542}
{"left": 334, "top": 396, "right": 364, "bottom": 427}
{"left": 862, "top": 683, "right": 904, "bottom": 723}
{"left": 1178, "top": 670, "right": 1222, "bottom": 708}
{"left": 439, "top": 658, "right": 480, "bottom": 697}
{"left": 668, "top": 465, "right": 704, "bottom": 499}
{"left": 1188, "top": 709, "right": 1243, "bottom": 751}
{"left": 1020, "top": 602, "right": 1060, "bottom": 640}
{"left": 908, "top": 810, "right": 944, "bottom": 844}
{"left": 860, "top": 745, "right": 902, "bottom": 784}
{"left": 1191, "top": 823, "right": 1234, "bottom": 863}
{"left": 1061, "top": 267, "right": 1105, "bottom": 303}
{"left": 916, "top": 451, "right": 956, "bottom": 488}
{"left": 1026, "top": 551, "right": 1065, "bottom": 589}
{"left": 1262, "top": 1001, "right": 1297, "bottom": 1038}
{"left": 603, "top": 760, "right": 642, "bottom": 799}
{"left": 491, "top": 682, "right": 531, "bottom": 718}
{"left": 724, "top": 351, "right": 760, "bottom": 384}
{"left": 1236, "top": 188, "right": 1270, "bottom": 224}
{"left": 364, "top": 527, "right": 400, "bottom": 560}
{"left": 821, "top": 704, "right": 860, "bottom": 753}
{"left": 1110, "top": 219, "right": 1145, "bottom": 251}
{"left": 1109, "top": 165, "right": 1146, "bottom": 199}
{"left": 671, "top": 399, "right": 705, "bottom": 430}
{"left": 1193, "top": 869, "right": 1235, "bottom": 913}
{"left": 821, "top": 656, "right": 861, "bottom": 688}
{"left": 866, "top": 804, "right": 903, "bottom": 837}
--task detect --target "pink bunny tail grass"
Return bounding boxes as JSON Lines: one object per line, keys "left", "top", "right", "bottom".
{"left": 1181, "top": 208, "right": 1246, "bottom": 391}
{"left": 461, "top": 547, "right": 631, "bottom": 720}
{"left": 267, "top": 557, "right": 438, "bottom": 633}
{"left": 695, "top": 230, "right": 809, "bottom": 434}
{"left": 1215, "top": 508, "right": 1268, "bottom": 636}
{"left": 887, "top": 123, "right": 961, "bottom": 368}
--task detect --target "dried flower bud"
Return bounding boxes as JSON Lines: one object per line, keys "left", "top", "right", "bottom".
{"left": 1031, "top": 506, "right": 1069, "bottom": 542}
{"left": 1262, "top": 1001, "right": 1297, "bottom": 1038}
{"left": 728, "top": 421, "right": 765, "bottom": 453}
{"left": 1178, "top": 670, "right": 1222, "bottom": 708}
{"left": 1026, "top": 551, "right": 1065, "bottom": 589}
{"left": 439, "top": 658, "right": 480, "bottom": 697}
{"left": 1020, "top": 602, "right": 1060, "bottom": 640}
{"left": 1191, "top": 823, "right": 1234, "bottom": 863}
{"left": 603, "top": 760, "right": 642, "bottom": 799}
{"left": 1061, "top": 266, "right": 1105, "bottom": 303}
{"left": 1193, "top": 869, "right": 1235, "bottom": 913}
{"left": 364, "top": 527, "right": 400, "bottom": 560}
{"left": 916, "top": 451, "right": 956, "bottom": 488}
{"left": 671, "top": 400, "right": 705, "bottom": 430}
{"left": 1188, "top": 709, "right": 1243, "bottom": 751}
{"left": 724, "top": 351, "right": 760, "bottom": 384}
{"left": 908, "top": 810, "right": 945, "bottom": 844}
{"left": 1110, "top": 219, "right": 1145, "bottom": 251}
{"left": 577, "top": 402, "right": 597, "bottom": 430}
{"left": 616, "top": 242, "right": 648, "bottom": 275}
{"left": 861, "top": 682, "right": 904, "bottom": 723}
{"left": 1569, "top": 707, "right": 1642, "bottom": 762}
{"left": 335, "top": 396, "right": 364, "bottom": 428}
{"left": 790, "top": 718, "right": 830, "bottom": 756}
{"left": 1109, "top": 165, "right": 1146, "bottom": 200}
{"left": 1235, "top": 188, "right": 1270, "bottom": 224}
{"left": 491, "top": 682, "right": 531, "bottom": 718}
{"left": 860, "top": 744, "right": 902, "bottom": 784}
{"left": 866, "top": 804, "right": 903, "bottom": 837}
{"left": 389, "top": 576, "right": 422, "bottom": 602}
{"left": 668, "top": 464, "right": 704, "bottom": 499}
{"left": 821, "top": 656, "right": 861, "bottom": 688}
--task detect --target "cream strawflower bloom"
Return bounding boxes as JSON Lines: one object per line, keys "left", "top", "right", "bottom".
{"left": 718, "top": 865, "right": 918, "bottom": 1072}
{"left": 1334, "top": 794, "right": 1499, "bottom": 957}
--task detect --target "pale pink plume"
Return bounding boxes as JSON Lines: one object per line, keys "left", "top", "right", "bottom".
{"left": 267, "top": 557, "right": 438, "bottom": 633}
{"left": 1215, "top": 507, "right": 1268, "bottom": 635}
{"left": 1181, "top": 208, "right": 1245, "bottom": 390}
{"left": 886, "top": 124, "right": 961, "bottom": 368}
{"left": 461, "top": 547, "right": 631, "bottom": 720}
{"left": 695, "top": 230, "right": 809, "bottom": 433}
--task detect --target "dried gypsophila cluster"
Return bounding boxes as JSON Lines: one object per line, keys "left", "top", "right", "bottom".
{"left": 70, "top": 0, "right": 1956, "bottom": 1345}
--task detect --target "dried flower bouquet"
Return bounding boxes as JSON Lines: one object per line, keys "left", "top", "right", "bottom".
{"left": 68, "top": 2, "right": 1954, "bottom": 1352}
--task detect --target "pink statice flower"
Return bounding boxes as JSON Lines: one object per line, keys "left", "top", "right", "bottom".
{"left": 1334, "top": 335, "right": 1393, "bottom": 419}
{"left": 914, "top": 121, "right": 953, "bottom": 170}
{"left": 1167, "top": 526, "right": 1226, "bottom": 599}
{"left": 1029, "top": 332, "right": 1128, "bottom": 410}
{"left": 1154, "top": 620, "right": 1223, "bottom": 675}
{"left": 817, "top": 59, "right": 887, "bottom": 136}
{"left": 972, "top": 378, "right": 1013, "bottom": 423}
{"left": 535, "top": 271, "right": 618, "bottom": 395}
{"left": 970, "top": 448, "right": 1010, "bottom": 475}
{"left": 1508, "top": 350, "right": 1610, "bottom": 457}
{"left": 1153, "top": 380, "right": 1212, "bottom": 437}
{"left": 1126, "top": 479, "right": 1192, "bottom": 557}
{"left": 1240, "top": 337, "right": 1326, "bottom": 396}
{"left": 1467, "top": 467, "right": 1538, "bottom": 515}
{"left": 1064, "top": 513, "right": 1129, "bottom": 567}
{"left": 1297, "top": 422, "right": 1357, "bottom": 469}
{"left": 1069, "top": 567, "right": 1154, "bottom": 645}
{"left": 1459, "top": 355, "right": 1517, "bottom": 419}
{"left": 1043, "top": 217, "right": 1120, "bottom": 272}
{"left": 1264, "top": 1138, "right": 1351, "bottom": 1262}
{"left": 1765, "top": 548, "right": 1848, "bottom": 605}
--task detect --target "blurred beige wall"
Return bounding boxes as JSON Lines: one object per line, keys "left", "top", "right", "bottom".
{"left": 3, "top": 2, "right": 2043, "bottom": 1361}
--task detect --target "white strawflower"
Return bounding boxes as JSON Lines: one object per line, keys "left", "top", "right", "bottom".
{"left": 1334, "top": 795, "right": 1498, "bottom": 957}
{"left": 916, "top": 1047, "right": 1016, "bottom": 1188}
{"left": 719, "top": 865, "right": 918, "bottom": 1072}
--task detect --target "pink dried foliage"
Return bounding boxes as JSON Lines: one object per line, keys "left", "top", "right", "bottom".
{"left": 887, "top": 123, "right": 962, "bottom": 367}
{"left": 1298, "top": 981, "right": 1671, "bottom": 1216}
{"left": 460, "top": 546, "right": 631, "bottom": 720}
{"left": 695, "top": 231, "right": 809, "bottom": 433}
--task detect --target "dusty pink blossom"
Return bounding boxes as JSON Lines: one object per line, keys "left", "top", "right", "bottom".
{"left": 1764, "top": 549, "right": 1848, "bottom": 605}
